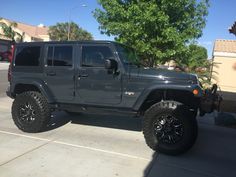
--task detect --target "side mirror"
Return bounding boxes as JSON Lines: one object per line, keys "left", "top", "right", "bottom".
{"left": 105, "top": 59, "right": 118, "bottom": 71}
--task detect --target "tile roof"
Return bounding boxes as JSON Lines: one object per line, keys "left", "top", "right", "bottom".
{"left": 1, "top": 18, "right": 48, "bottom": 39}
{"left": 214, "top": 39, "right": 236, "bottom": 53}
{"left": 16, "top": 22, "right": 48, "bottom": 38}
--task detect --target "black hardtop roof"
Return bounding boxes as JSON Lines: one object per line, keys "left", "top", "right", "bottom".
{"left": 16, "top": 40, "right": 116, "bottom": 46}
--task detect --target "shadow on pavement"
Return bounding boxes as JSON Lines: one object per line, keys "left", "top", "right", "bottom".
{"left": 215, "top": 112, "right": 236, "bottom": 128}
{"left": 143, "top": 123, "right": 236, "bottom": 177}
{"left": 70, "top": 113, "right": 142, "bottom": 131}
{"left": 45, "top": 111, "right": 142, "bottom": 132}
{"left": 45, "top": 112, "right": 71, "bottom": 131}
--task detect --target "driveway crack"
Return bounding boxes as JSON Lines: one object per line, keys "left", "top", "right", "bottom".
{"left": 0, "top": 140, "right": 52, "bottom": 167}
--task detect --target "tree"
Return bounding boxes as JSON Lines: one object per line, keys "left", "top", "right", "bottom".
{"left": 49, "top": 22, "right": 93, "bottom": 41}
{"left": 182, "top": 44, "right": 208, "bottom": 70}
{"left": 174, "top": 44, "right": 212, "bottom": 87}
{"left": 0, "top": 18, "right": 23, "bottom": 41}
{"left": 94, "top": 0, "right": 209, "bottom": 66}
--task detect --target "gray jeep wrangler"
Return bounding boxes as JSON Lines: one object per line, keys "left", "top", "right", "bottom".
{"left": 7, "top": 41, "right": 221, "bottom": 155}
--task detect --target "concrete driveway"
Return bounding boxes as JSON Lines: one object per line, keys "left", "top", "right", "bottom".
{"left": 0, "top": 96, "right": 236, "bottom": 177}
{"left": 0, "top": 68, "right": 8, "bottom": 97}
{"left": 0, "top": 62, "right": 9, "bottom": 70}
{"left": 0, "top": 62, "right": 236, "bottom": 176}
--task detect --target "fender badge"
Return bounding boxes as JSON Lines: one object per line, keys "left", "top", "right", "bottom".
{"left": 125, "top": 91, "right": 135, "bottom": 96}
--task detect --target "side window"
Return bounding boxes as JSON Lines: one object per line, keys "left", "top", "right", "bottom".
{"left": 15, "top": 46, "right": 41, "bottom": 66}
{"left": 82, "top": 46, "right": 114, "bottom": 67}
{"left": 46, "top": 45, "right": 73, "bottom": 67}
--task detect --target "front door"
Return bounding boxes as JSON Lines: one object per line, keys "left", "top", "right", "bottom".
{"left": 44, "top": 44, "right": 75, "bottom": 102}
{"left": 76, "top": 44, "right": 122, "bottom": 105}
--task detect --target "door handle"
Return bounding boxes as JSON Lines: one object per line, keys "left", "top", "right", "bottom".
{"left": 47, "top": 72, "right": 56, "bottom": 76}
{"left": 78, "top": 74, "right": 88, "bottom": 78}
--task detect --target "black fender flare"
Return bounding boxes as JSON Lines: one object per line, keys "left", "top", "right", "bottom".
{"left": 132, "top": 84, "right": 203, "bottom": 111}
{"left": 12, "top": 78, "right": 55, "bottom": 103}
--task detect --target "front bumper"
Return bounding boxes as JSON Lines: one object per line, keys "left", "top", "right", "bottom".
{"left": 199, "top": 84, "right": 222, "bottom": 116}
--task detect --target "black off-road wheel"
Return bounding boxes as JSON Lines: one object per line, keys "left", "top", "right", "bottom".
{"left": 12, "top": 91, "right": 51, "bottom": 133}
{"left": 143, "top": 101, "right": 198, "bottom": 155}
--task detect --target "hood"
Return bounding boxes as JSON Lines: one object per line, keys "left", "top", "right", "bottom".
{"left": 129, "top": 67, "right": 198, "bottom": 83}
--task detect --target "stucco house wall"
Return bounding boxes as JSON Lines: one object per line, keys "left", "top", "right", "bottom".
{"left": 212, "top": 40, "right": 236, "bottom": 112}
{"left": 213, "top": 55, "right": 236, "bottom": 93}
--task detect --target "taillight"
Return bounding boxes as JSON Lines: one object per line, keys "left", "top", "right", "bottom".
{"left": 8, "top": 43, "right": 14, "bottom": 82}
{"left": 9, "top": 44, "right": 15, "bottom": 63}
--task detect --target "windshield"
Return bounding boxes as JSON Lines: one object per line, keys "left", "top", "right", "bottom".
{"left": 114, "top": 43, "right": 140, "bottom": 67}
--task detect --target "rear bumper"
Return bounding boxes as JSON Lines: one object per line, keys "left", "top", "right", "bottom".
{"left": 6, "top": 86, "right": 15, "bottom": 98}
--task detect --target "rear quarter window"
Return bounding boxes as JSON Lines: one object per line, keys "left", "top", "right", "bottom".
{"left": 15, "top": 46, "right": 41, "bottom": 66}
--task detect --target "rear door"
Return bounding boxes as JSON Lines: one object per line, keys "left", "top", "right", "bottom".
{"left": 44, "top": 44, "right": 75, "bottom": 102}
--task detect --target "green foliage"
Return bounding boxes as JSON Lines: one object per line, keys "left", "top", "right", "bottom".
{"left": 196, "top": 60, "right": 216, "bottom": 88}
{"left": 180, "top": 44, "right": 208, "bottom": 70}
{"left": 94, "top": 0, "right": 209, "bottom": 66}
{"left": 0, "top": 19, "right": 23, "bottom": 41}
{"left": 49, "top": 22, "right": 93, "bottom": 41}
{"left": 174, "top": 44, "right": 212, "bottom": 87}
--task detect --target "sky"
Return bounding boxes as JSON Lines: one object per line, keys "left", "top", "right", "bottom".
{"left": 0, "top": 0, "right": 236, "bottom": 58}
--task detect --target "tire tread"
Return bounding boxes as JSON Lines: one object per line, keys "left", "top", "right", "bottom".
{"left": 143, "top": 101, "right": 198, "bottom": 155}
{"left": 12, "top": 91, "right": 51, "bottom": 133}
